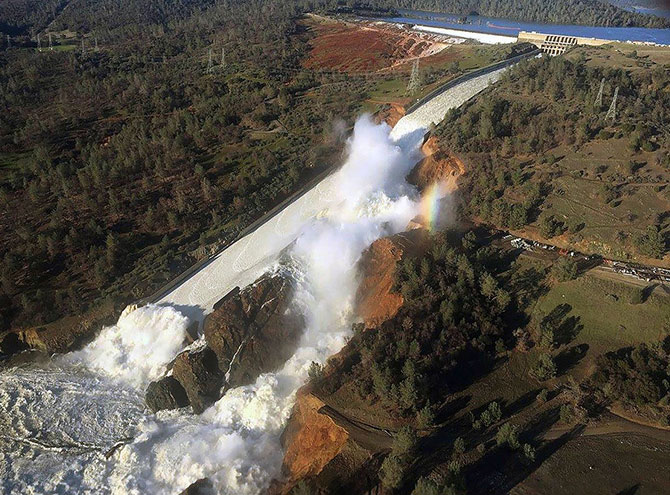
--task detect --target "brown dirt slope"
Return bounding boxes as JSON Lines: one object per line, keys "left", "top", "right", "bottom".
{"left": 303, "top": 16, "right": 448, "bottom": 73}
{"left": 356, "top": 229, "right": 429, "bottom": 329}
{"left": 280, "top": 391, "right": 349, "bottom": 490}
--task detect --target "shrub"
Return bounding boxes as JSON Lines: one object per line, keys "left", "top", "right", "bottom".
{"left": 453, "top": 437, "right": 466, "bottom": 457}
{"left": 522, "top": 443, "right": 536, "bottom": 463}
{"left": 634, "top": 225, "right": 665, "bottom": 259}
{"left": 496, "top": 422, "right": 520, "bottom": 449}
{"left": 560, "top": 403, "right": 575, "bottom": 424}
{"left": 531, "top": 353, "right": 557, "bottom": 381}
{"left": 539, "top": 215, "right": 565, "bottom": 238}
{"left": 392, "top": 425, "right": 417, "bottom": 457}
{"left": 380, "top": 455, "right": 406, "bottom": 489}
{"left": 629, "top": 287, "right": 644, "bottom": 305}
{"left": 552, "top": 257, "right": 578, "bottom": 281}
{"left": 307, "top": 361, "right": 323, "bottom": 382}
{"left": 416, "top": 404, "right": 435, "bottom": 429}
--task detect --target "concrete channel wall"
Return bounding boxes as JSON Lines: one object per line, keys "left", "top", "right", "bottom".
{"left": 148, "top": 51, "right": 539, "bottom": 314}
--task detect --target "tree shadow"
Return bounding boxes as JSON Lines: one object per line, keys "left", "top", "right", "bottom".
{"left": 555, "top": 315, "right": 583, "bottom": 346}
{"left": 504, "top": 388, "right": 541, "bottom": 417}
{"left": 435, "top": 394, "right": 471, "bottom": 425}
{"left": 465, "top": 421, "right": 585, "bottom": 495}
{"left": 541, "top": 304, "right": 583, "bottom": 346}
{"left": 555, "top": 343, "right": 589, "bottom": 375}
{"left": 617, "top": 484, "right": 642, "bottom": 495}
{"left": 641, "top": 283, "right": 657, "bottom": 302}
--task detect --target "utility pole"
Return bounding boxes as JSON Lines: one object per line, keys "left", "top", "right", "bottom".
{"left": 37, "top": 33, "right": 41, "bottom": 51}
{"left": 221, "top": 47, "right": 225, "bottom": 69}
{"left": 6, "top": 35, "right": 10, "bottom": 48}
{"left": 595, "top": 77, "right": 604, "bottom": 108}
{"left": 81, "top": 39, "right": 86, "bottom": 56}
{"left": 48, "top": 32, "right": 53, "bottom": 51}
{"left": 95, "top": 37, "right": 99, "bottom": 52}
{"left": 407, "top": 59, "right": 420, "bottom": 95}
{"left": 606, "top": 86, "right": 619, "bottom": 121}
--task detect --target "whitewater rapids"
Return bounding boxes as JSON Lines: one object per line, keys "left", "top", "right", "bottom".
{"left": 0, "top": 67, "right": 507, "bottom": 494}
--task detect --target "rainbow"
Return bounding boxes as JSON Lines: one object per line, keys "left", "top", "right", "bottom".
{"left": 420, "top": 182, "right": 447, "bottom": 231}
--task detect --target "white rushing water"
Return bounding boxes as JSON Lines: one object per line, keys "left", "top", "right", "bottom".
{"left": 0, "top": 69, "right": 505, "bottom": 495}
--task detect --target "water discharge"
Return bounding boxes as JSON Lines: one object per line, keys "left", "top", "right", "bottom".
{"left": 1, "top": 66, "right": 505, "bottom": 493}
{"left": 0, "top": 115, "right": 430, "bottom": 495}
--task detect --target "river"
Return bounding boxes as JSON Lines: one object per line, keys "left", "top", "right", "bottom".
{"left": 380, "top": 8, "right": 670, "bottom": 45}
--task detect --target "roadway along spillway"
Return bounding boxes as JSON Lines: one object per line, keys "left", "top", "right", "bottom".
{"left": 157, "top": 66, "right": 509, "bottom": 314}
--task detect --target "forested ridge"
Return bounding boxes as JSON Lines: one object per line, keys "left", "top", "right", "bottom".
{"left": 0, "top": 0, "right": 377, "bottom": 332}
{"left": 2, "top": 0, "right": 669, "bottom": 36}
{"left": 360, "top": 0, "right": 670, "bottom": 28}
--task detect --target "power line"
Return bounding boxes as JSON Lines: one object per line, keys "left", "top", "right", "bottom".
{"left": 407, "top": 59, "right": 420, "bottom": 95}
{"left": 594, "top": 77, "right": 604, "bottom": 108}
{"left": 206, "top": 48, "right": 213, "bottom": 74}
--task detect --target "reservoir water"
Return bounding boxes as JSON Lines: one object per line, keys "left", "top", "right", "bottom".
{"left": 381, "top": 8, "right": 670, "bottom": 45}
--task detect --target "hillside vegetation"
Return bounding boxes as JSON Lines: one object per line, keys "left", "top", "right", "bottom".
{"left": 0, "top": 0, "right": 377, "bottom": 332}
{"left": 436, "top": 47, "right": 670, "bottom": 264}
{"left": 367, "top": 0, "right": 670, "bottom": 27}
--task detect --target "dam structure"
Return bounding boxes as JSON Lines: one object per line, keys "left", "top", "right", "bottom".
{"left": 157, "top": 64, "right": 514, "bottom": 317}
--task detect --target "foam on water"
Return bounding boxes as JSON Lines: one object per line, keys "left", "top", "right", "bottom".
{"left": 64, "top": 304, "right": 191, "bottom": 390}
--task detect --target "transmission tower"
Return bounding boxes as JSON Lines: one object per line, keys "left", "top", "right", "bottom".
{"left": 594, "top": 78, "right": 604, "bottom": 108}
{"left": 206, "top": 48, "right": 213, "bottom": 74}
{"left": 606, "top": 86, "right": 619, "bottom": 121}
{"left": 48, "top": 32, "right": 53, "bottom": 51}
{"left": 407, "top": 59, "right": 420, "bottom": 95}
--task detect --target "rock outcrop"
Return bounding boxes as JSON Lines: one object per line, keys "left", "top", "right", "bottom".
{"left": 408, "top": 136, "right": 465, "bottom": 193}
{"left": 356, "top": 229, "right": 429, "bottom": 328}
{"left": 145, "top": 376, "right": 189, "bottom": 412}
{"left": 179, "top": 478, "right": 215, "bottom": 495}
{"left": 146, "top": 273, "right": 303, "bottom": 414}
{"left": 281, "top": 392, "right": 349, "bottom": 486}
{"left": 0, "top": 301, "right": 118, "bottom": 359}
{"left": 172, "top": 345, "right": 224, "bottom": 414}
{"left": 375, "top": 102, "right": 406, "bottom": 128}
{"left": 204, "top": 275, "right": 303, "bottom": 389}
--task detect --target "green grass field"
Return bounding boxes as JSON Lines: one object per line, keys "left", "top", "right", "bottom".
{"left": 532, "top": 272, "right": 667, "bottom": 353}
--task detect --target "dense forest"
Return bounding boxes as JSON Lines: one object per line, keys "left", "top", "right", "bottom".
{"left": 359, "top": 0, "right": 670, "bottom": 27}
{"left": 2, "top": 0, "right": 669, "bottom": 37}
{"left": 313, "top": 233, "right": 518, "bottom": 423}
{"left": 0, "top": 0, "right": 379, "bottom": 332}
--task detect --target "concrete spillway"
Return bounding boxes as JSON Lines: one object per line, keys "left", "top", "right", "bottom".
{"left": 158, "top": 66, "right": 508, "bottom": 315}
{"left": 0, "top": 63, "right": 511, "bottom": 495}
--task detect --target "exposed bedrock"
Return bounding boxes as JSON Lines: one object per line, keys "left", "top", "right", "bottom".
{"left": 179, "top": 478, "right": 215, "bottom": 495}
{"left": 407, "top": 135, "right": 465, "bottom": 192}
{"left": 145, "top": 376, "right": 189, "bottom": 412}
{"left": 355, "top": 228, "right": 429, "bottom": 329}
{"left": 146, "top": 273, "right": 304, "bottom": 414}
